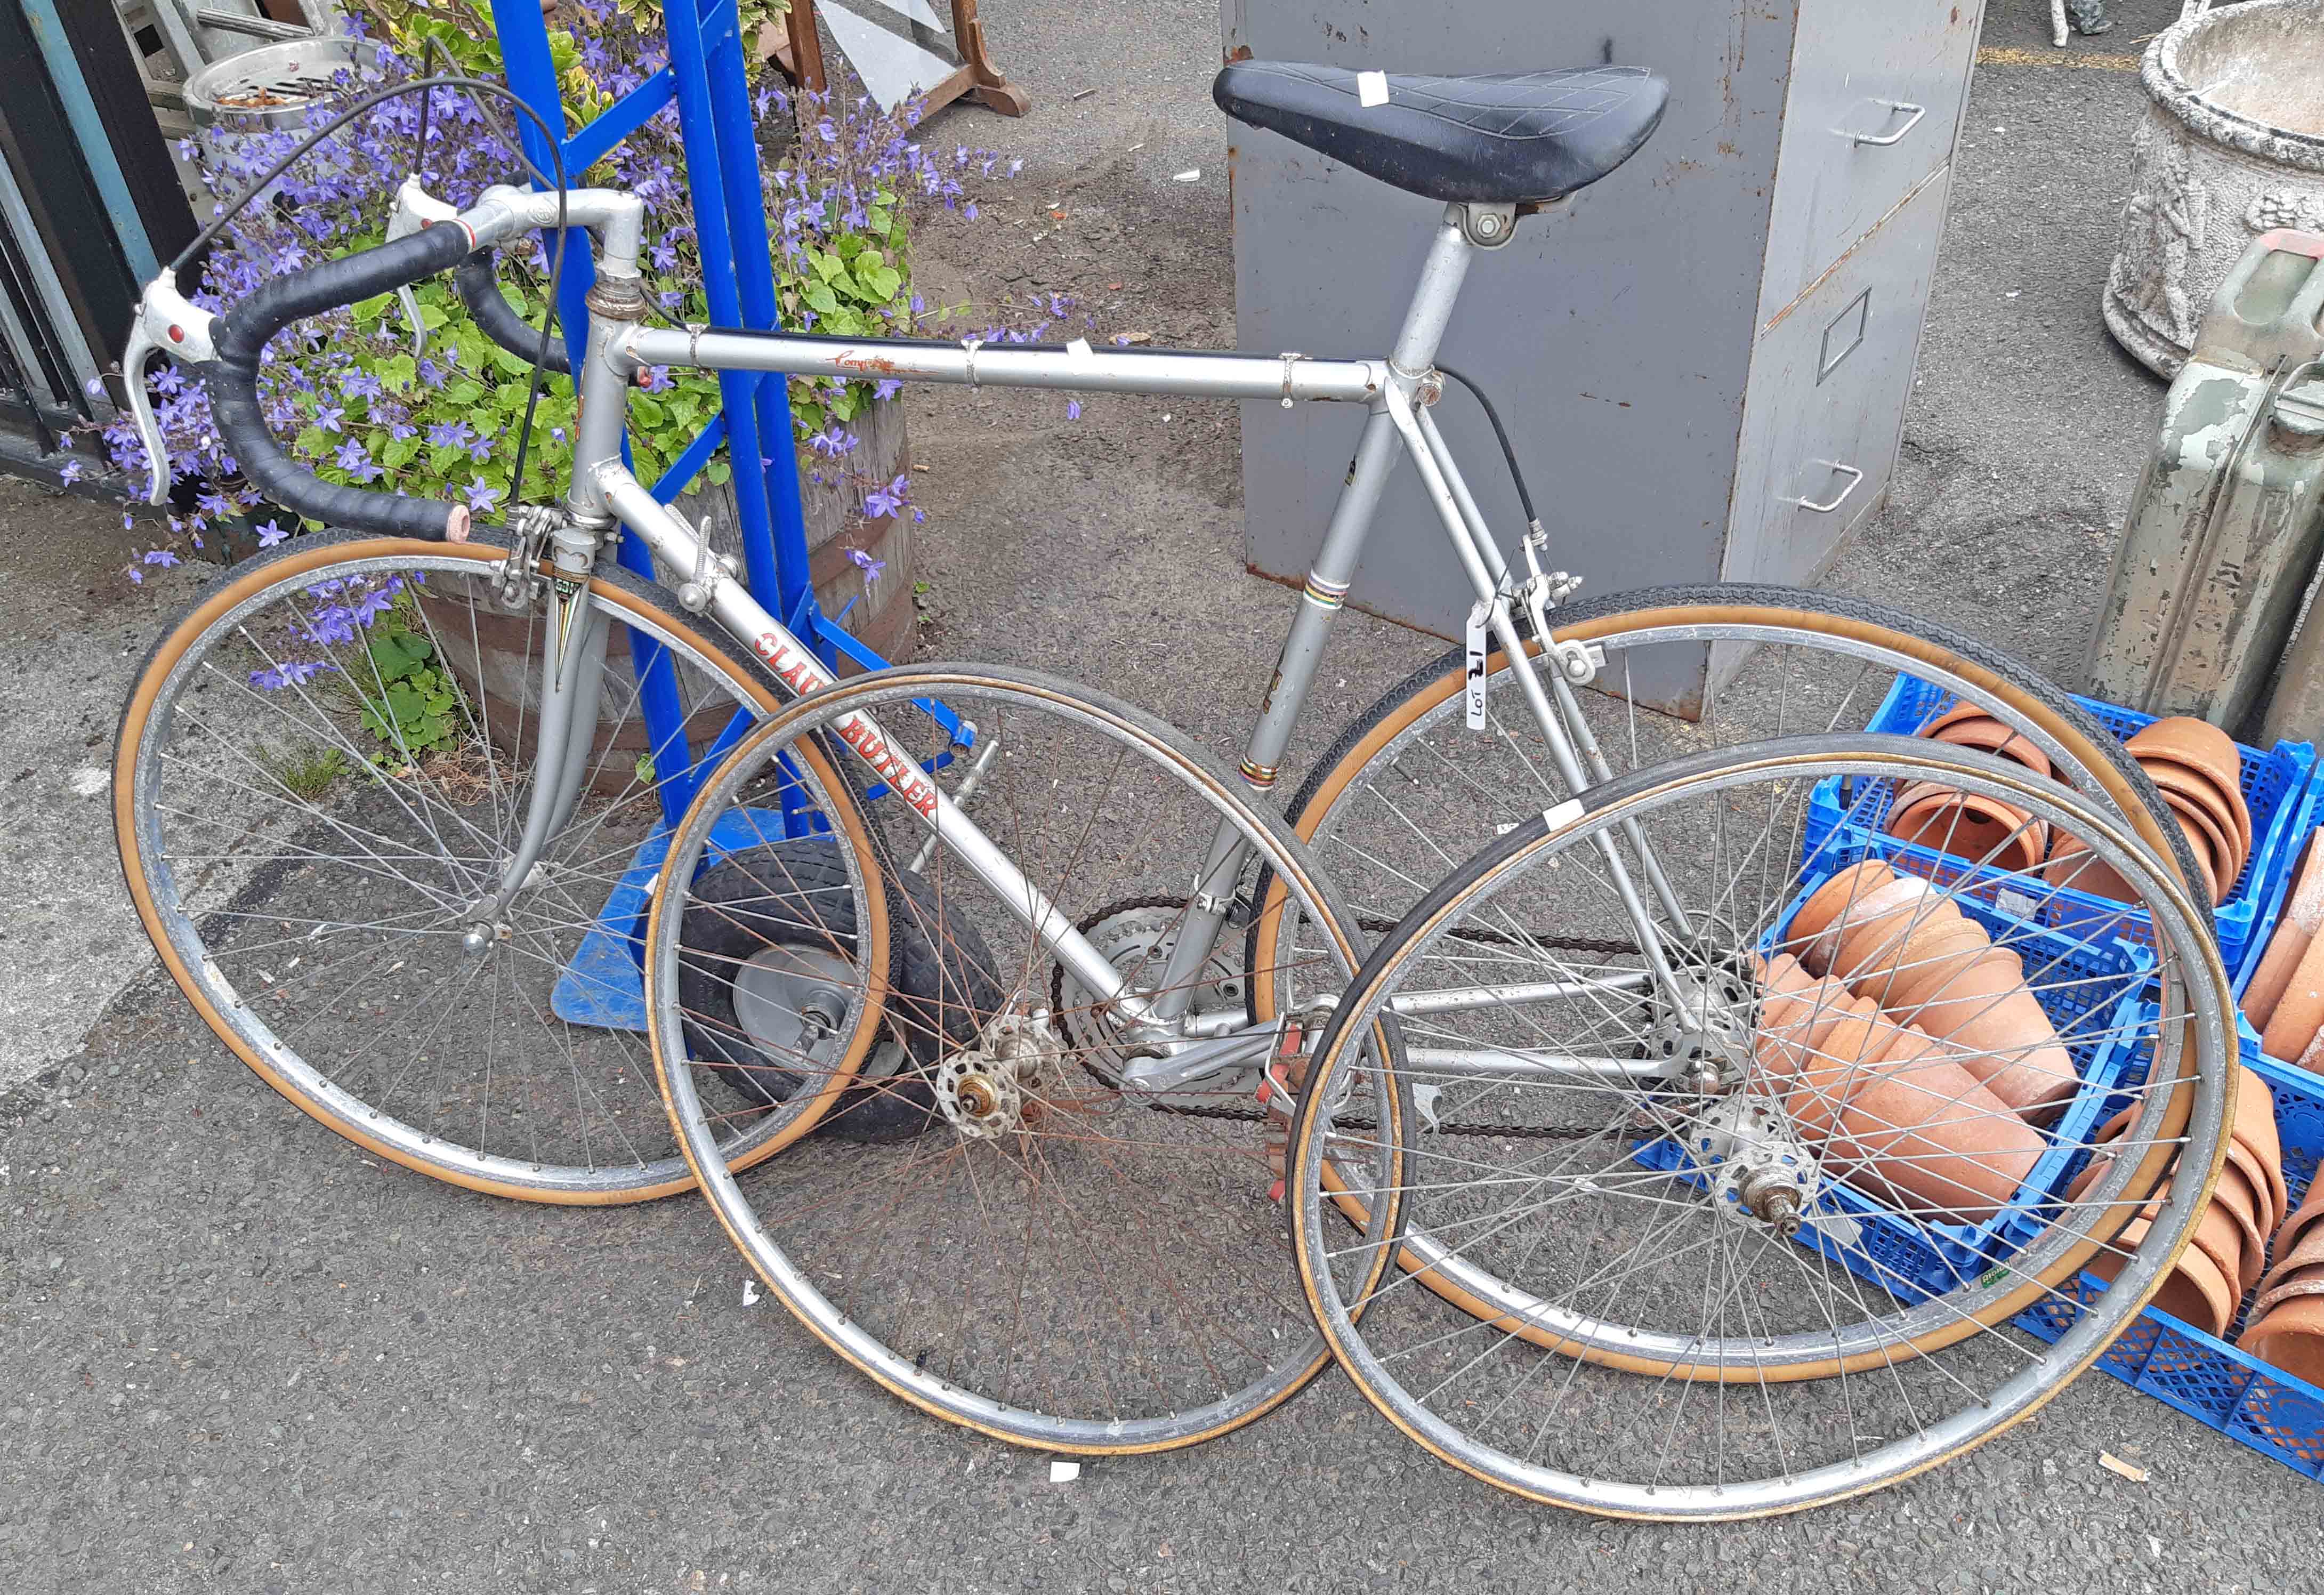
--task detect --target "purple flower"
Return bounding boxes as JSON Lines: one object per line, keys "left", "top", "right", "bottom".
{"left": 58, "top": 458, "right": 84, "bottom": 484}
{"left": 313, "top": 402, "right": 345, "bottom": 434}
{"left": 334, "top": 438, "right": 381, "bottom": 481}
{"left": 252, "top": 658, "right": 336, "bottom": 690}
{"left": 1066, "top": 399, "right": 1082, "bottom": 421}
{"left": 141, "top": 548, "right": 181, "bottom": 567}
{"left": 862, "top": 474, "right": 909, "bottom": 519}
{"left": 638, "top": 366, "right": 674, "bottom": 392}
{"left": 848, "top": 547, "right": 885, "bottom": 585}
{"left": 873, "top": 378, "right": 901, "bottom": 402}
{"left": 426, "top": 420, "right": 473, "bottom": 450}
{"left": 464, "top": 477, "right": 502, "bottom": 512}
{"left": 255, "top": 519, "right": 290, "bottom": 547}
{"left": 350, "top": 584, "right": 398, "bottom": 625}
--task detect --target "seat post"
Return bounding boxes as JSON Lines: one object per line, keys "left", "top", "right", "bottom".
{"left": 1389, "top": 206, "right": 1484, "bottom": 374}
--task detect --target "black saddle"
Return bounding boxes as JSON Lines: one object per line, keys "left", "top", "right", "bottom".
{"left": 1213, "top": 61, "right": 1667, "bottom": 207}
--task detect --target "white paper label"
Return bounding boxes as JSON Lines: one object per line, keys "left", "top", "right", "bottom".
{"left": 1995, "top": 888, "right": 2039, "bottom": 921}
{"left": 1065, "top": 337, "right": 1092, "bottom": 359}
{"left": 1357, "top": 70, "right": 1390, "bottom": 107}
{"left": 1464, "top": 600, "right": 1490, "bottom": 730}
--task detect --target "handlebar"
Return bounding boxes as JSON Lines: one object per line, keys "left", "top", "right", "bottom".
{"left": 454, "top": 250, "right": 571, "bottom": 375}
{"left": 212, "top": 224, "right": 481, "bottom": 539}
{"left": 120, "top": 181, "right": 642, "bottom": 539}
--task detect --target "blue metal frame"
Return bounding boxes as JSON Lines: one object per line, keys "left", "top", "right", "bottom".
{"left": 486, "top": 0, "right": 920, "bottom": 1023}
{"left": 489, "top": 0, "right": 849, "bottom": 829}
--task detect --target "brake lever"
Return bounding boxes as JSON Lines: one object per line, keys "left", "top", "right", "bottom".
{"left": 121, "top": 271, "right": 217, "bottom": 507}
{"left": 385, "top": 177, "right": 461, "bottom": 357}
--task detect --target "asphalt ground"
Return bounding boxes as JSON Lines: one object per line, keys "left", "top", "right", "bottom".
{"left": 10, "top": 1, "right": 2324, "bottom": 1588}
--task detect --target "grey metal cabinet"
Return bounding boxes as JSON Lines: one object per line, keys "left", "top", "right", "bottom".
{"left": 1222, "top": 1, "right": 1983, "bottom": 716}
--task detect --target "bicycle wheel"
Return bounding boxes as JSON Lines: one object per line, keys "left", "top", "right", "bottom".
{"left": 1288, "top": 734, "right": 2234, "bottom": 1518}
{"left": 1254, "top": 582, "right": 2207, "bottom": 1022}
{"left": 647, "top": 665, "right": 1398, "bottom": 1453}
{"left": 115, "top": 528, "right": 885, "bottom": 1202}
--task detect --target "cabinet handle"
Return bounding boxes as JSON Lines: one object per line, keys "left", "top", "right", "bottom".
{"left": 1850, "top": 100, "right": 1927, "bottom": 148}
{"left": 1791, "top": 461, "right": 1865, "bottom": 514}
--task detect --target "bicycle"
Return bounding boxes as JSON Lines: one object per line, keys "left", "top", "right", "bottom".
{"left": 112, "top": 59, "right": 2234, "bottom": 1497}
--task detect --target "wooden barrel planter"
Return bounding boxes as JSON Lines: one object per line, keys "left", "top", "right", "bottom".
{"left": 671, "top": 389, "right": 918, "bottom": 670}
{"left": 414, "top": 394, "right": 915, "bottom": 792}
{"left": 418, "top": 590, "right": 747, "bottom": 798}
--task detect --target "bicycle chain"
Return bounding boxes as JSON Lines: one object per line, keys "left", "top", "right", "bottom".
{"left": 1043, "top": 897, "right": 1650, "bottom": 1140}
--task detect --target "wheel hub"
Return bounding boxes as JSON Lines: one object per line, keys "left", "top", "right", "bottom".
{"left": 934, "top": 1009, "right": 1056, "bottom": 1139}
{"left": 1690, "top": 1094, "right": 1820, "bottom": 1236}
{"left": 1644, "top": 959, "right": 1756, "bottom": 1093}
{"left": 731, "top": 943, "right": 859, "bottom": 1066}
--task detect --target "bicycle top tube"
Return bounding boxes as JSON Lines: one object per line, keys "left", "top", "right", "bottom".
{"left": 622, "top": 324, "right": 1386, "bottom": 405}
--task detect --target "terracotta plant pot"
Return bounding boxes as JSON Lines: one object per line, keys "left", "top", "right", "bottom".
{"left": 2241, "top": 1296, "right": 2324, "bottom": 1385}
{"left": 2232, "top": 1065, "right": 2289, "bottom": 1221}
{"left": 1785, "top": 862, "right": 1899, "bottom": 972}
{"left": 1752, "top": 954, "right": 1849, "bottom": 1086}
{"left": 1826, "top": 887, "right": 1962, "bottom": 988}
{"left": 2269, "top": 1225, "right": 2324, "bottom": 1284}
{"left": 2252, "top": 1263, "right": 2324, "bottom": 1322}
{"left": 2275, "top": 1187, "right": 2324, "bottom": 1260}
{"left": 2147, "top": 760, "right": 2247, "bottom": 881}
{"left": 2040, "top": 834, "right": 2145, "bottom": 908}
{"left": 1823, "top": 1026, "right": 2040, "bottom": 1223}
{"left": 1922, "top": 706, "right": 2055, "bottom": 780}
{"left": 2261, "top": 929, "right": 2324, "bottom": 1062}
{"left": 1884, "top": 783, "right": 2046, "bottom": 875}
{"left": 2164, "top": 805, "right": 2226, "bottom": 906}
{"left": 1874, "top": 946, "right": 2077, "bottom": 1121}
{"left": 2126, "top": 717, "right": 2246, "bottom": 824}
{"left": 2246, "top": 836, "right": 2324, "bottom": 1029}
{"left": 1779, "top": 993, "right": 1893, "bottom": 1142}
{"left": 1846, "top": 917, "right": 1991, "bottom": 1009}
{"left": 1806, "top": 875, "right": 1934, "bottom": 978}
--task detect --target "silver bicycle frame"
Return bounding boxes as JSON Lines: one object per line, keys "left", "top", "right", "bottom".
{"left": 506, "top": 196, "right": 1686, "bottom": 1052}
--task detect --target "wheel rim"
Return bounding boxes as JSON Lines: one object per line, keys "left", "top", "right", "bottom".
{"left": 1289, "top": 737, "right": 2230, "bottom": 1517}
{"left": 116, "top": 535, "right": 872, "bottom": 1200}
{"left": 1258, "top": 602, "right": 2205, "bottom": 1026}
{"left": 650, "top": 667, "right": 1394, "bottom": 1452}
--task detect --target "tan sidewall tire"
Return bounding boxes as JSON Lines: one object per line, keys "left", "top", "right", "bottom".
{"left": 1272, "top": 681, "right": 2218, "bottom": 1381}
{"left": 114, "top": 534, "right": 881, "bottom": 1205}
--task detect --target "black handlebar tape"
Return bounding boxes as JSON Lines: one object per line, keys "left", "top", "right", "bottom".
{"left": 207, "top": 224, "right": 477, "bottom": 539}
{"left": 453, "top": 250, "right": 572, "bottom": 375}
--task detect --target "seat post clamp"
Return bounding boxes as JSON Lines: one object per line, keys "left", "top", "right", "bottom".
{"left": 1453, "top": 202, "right": 1520, "bottom": 250}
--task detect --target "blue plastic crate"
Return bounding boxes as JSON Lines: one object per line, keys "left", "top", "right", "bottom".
{"left": 1635, "top": 845, "right": 2155, "bottom": 1304}
{"left": 2015, "top": 1032, "right": 2324, "bottom": 1480}
{"left": 1805, "top": 674, "right": 2316, "bottom": 973}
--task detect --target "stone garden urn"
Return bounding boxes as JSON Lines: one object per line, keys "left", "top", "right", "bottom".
{"left": 2104, "top": 0, "right": 2324, "bottom": 377}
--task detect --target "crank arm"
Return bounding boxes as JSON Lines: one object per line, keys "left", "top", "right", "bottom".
{"left": 1116, "top": 1020, "right": 1288, "bottom": 1095}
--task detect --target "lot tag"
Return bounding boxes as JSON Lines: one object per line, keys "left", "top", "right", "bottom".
{"left": 1357, "top": 70, "right": 1390, "bottom": 107}
{"left": 1464, "top": 600, "right": 1491, "bottom": 730}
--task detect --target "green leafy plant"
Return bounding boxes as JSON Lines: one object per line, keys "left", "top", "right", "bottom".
{"left": 350, "top": 610, "right": 466, "bottom": 761}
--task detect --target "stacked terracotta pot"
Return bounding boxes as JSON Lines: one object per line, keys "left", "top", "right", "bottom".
{"left": 1895, "top": 708, "right": 2248, "bottom": 907}
{"left": 1755, "top": 858, "right": 2081, "bottom": 1223}
{"left": 2248, "top": 1182, "right": 2324, "bottom": 1383}
{"left": 2240, "top": 835, "right": 2324, "bottom": 1072}
{"left": 2069, "top": 1070, "right": 2287, "bottom": 1339}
